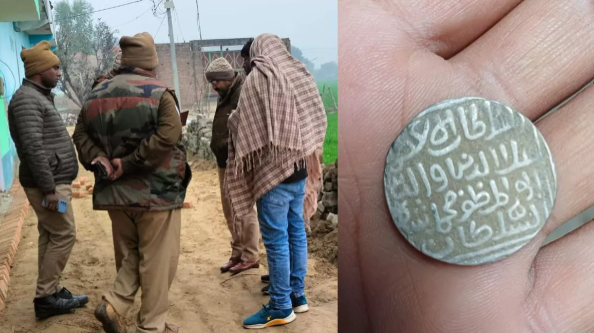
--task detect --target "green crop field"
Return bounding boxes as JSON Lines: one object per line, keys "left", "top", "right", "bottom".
{"left": 323, "top": 112, "right": 338, "bottom": 164}
{"left": 317, "top": 80, "right": 338, "bottom": 112}
{"left": 316, "top": 80, "right": 338, "bottom": 164}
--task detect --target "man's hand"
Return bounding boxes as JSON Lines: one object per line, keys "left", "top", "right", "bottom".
{"left": 110, "top": 158, "right": 124, "bottom": 181}
{"left": 340, "top": 0, "right": 594, "bottom": 332}
{"left": 44, "top": 193, "right": 59, "bottom": 212}
{"left": 91, "top": 156, "right": 114, "bottom": 179}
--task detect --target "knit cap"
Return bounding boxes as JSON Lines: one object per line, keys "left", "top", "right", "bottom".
{"left": 120, "top": 32, "right": 159, "bottom": 70}
{"left": 20, "top": 41, "right": 60, "bottom": 78}
{"left": 205, "top": 57, "right": 235, "bottom": 82}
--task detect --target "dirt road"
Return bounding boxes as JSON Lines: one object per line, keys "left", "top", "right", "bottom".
{"left": 0, "top": 161, "right": 337, "bottom": 332}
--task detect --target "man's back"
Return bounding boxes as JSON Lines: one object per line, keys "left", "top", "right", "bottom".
{"left": 85, "top": 72, "right": 167, "bottom": 158}
{"left": 75, "top": 67, "right": 190, "bottom": 212}
{"left": 75, "top": 32, "right": 188, "bottom": 333}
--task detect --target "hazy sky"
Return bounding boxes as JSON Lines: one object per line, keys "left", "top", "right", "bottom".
{"left": 78, "top": 0, "right": 337, "bottom": 67}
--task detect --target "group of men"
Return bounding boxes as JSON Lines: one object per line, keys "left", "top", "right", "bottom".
{"left": 204, "top": 35, "right": 327, "bottom": 329}
{"left": 6, "top": 31, "right": 326, "bottom": 333}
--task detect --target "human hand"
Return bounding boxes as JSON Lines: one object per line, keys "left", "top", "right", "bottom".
{"left": 110, "top": 158, "right": 124, "bottom": 181}
{"left": 340, "top": 1, "right": 594, "bottom": 332}
{"left": 91, "top": 156, "right": 113, "bottom": 178}
{"left": 43, "top": 192, "right": 59, "bottom": 211}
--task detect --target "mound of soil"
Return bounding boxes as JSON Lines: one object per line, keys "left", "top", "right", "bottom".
{"left": 308, "top": 219, "right": 338, "bottom": 266}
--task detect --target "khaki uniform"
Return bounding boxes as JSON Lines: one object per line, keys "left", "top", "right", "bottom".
{"left": 74, "top": 63, "right": 189, "bottom": 333}
{"left": 24, "top": 185, "right": 76, "bottom": 297}
{"left": 8, "top": 77, "right": 79, "bottom": 300}
{"left": 105, "top": 210, "right": 181, "bottom": 333}
{"left": 209, "top": 73, "right": 260, "bottom": 263}
{"left": 218, "top": 168, "right": 259, "bottom": 262}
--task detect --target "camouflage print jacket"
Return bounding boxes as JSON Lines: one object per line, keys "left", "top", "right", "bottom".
{"left": 74, "top": 67, "right": 191, "bottom": 212}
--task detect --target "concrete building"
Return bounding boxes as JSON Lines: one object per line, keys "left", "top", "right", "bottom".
{"left": 155, "top": 37, "right": 291, "bottom": 112}
{"left": 0, "top": 0, "right": 56, "bottom": 191}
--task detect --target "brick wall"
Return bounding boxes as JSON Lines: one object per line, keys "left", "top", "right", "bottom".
{"left": 155, "top": 38, "right": 291, "bottom": 111}
{"left": 155, "top": 43, "right": 205, "bottom": 111}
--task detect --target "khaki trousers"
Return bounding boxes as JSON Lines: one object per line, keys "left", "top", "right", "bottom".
{"left": 24, "top": 185, "right": 76, "bottom": 298}
{"left": 104, "top": 209, "right": 181, "bottom": 333}
{"left": 218, "top": 168, "right": 259, "bottom": 262}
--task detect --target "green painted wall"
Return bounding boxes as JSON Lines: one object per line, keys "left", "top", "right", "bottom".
{"left": 0, "top": 98, "right": 7, "bottom": 156}
{"left": 0, "top": 21, "right": 33, "bottom": 191}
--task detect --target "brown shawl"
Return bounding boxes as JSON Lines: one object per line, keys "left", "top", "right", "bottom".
{"left": 303, "top": 148, "right": 323, "bottom": 232}
{"left": 226, "top": 33, "right": 327, "bottom": 219}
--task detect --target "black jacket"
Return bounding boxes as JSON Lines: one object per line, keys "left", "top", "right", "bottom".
{"left": 210, "top": 73, "right": 244, "bottom": 168}
{"left": 7, "top": 79, "right": 78, "bottom": 192}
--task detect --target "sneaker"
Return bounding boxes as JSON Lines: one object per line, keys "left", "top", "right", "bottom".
{"left": 34, "top": 293, "right": 80, "bottom": 320}
{"left": 291, "top": 293, "right": 309, "bottom": 313}
{"left": 57, "top": 287, "right": 89, "bottom": 307}
{"left": 261, "top": 284, "right": 269, "bottom": 295}
{"left": 243, "top": 304, "right": 296, "bottom": 329}
{"left": 261, "top": 275, "right": 269, "bottom": 283}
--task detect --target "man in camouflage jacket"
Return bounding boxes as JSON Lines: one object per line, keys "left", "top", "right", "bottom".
{"left": 73, "top": 32, "right": 191, "bottom": 333}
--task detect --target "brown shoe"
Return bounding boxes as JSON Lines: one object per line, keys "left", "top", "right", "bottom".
{"left": 229, "top": 260, "right": 260, "bottom": 274}
{"left": 221, "top": 257, "right": 241, "bottom": 273}
{"left": 164, "top": 323, "right": 179, "bottom": 332}
{"left": 94, "top": 301, "right": 127, "bottom": 333}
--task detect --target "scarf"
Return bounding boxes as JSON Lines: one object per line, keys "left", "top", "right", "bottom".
{"left": 226, "top": 33, "right": 327, "bottom": 219}
{"left": 303, "top": 148, "right": 323, "bottom": 232}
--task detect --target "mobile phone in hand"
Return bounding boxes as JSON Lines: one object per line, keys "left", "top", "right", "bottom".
{"left": 42, "top": 198, "right": 67, "bottom": 213}
{"left": 93, "top": 162, "right": 108, "bottom": 179}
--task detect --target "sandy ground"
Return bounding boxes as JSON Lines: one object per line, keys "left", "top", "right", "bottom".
{"left": 0, "top": 155, "right": 337, "bottom": 332}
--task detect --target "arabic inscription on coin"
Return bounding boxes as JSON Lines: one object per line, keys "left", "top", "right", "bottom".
{"left": 384, "top": 97, "right": 557, "bottom": 265}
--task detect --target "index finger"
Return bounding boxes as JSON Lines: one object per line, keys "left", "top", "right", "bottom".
{"left": 451, "top": 0, "right": 594, "bottom": 120}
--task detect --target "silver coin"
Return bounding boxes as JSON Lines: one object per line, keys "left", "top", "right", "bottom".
{"left": 384, "top": 97, "right": 557, "bottom": 265}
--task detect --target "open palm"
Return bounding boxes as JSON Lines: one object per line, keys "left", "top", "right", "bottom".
{"left": 339, "top": 1, "right": 594, "bottom": 332}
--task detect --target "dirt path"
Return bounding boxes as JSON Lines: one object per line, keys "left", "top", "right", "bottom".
{"left": 0, "top": 162, "right": 337, "bottom": 332}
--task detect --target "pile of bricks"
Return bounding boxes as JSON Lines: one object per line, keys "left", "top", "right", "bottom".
{"left": 0, "top": 183, "right": 30, "bottom": 314}
{"left": 72, "top": 177, "right": 94, "bottom": 198}
{"left": 181, "top": 115, "right": 216, "bottom": 162}
{"left": 314, "top": 160, "right": 338, "bottom": 228}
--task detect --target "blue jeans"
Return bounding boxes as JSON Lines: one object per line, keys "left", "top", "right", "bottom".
{"left": 257, "top": 179, "right": 308, "bottom": 310}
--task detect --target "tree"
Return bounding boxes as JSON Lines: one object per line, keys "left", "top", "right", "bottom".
{"left": 54, "top": 0, "right": 118, "bottom": 108}
{"left": 291, "top": 45, "right": 316, "bottom": 74}
{"left": 316, "top": 61, "right": 338, "bottom": 81}
{"left": 291, "top": 46, "right": 338, "bottom": 81}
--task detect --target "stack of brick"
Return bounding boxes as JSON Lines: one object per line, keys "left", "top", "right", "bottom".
{"left": 0, "top": 183, "right": 30, "bottom": 314}
{"left": 181, "top": 114, "right": 215, "bottom": 162}
{"left": 73, "top": 177, "right": 93, "bottom": 198}
{"left": 314, "top": 160, "right": 338, "bottom": 228}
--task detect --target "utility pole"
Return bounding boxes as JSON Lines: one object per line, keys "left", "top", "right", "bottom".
{"left": 195, "top": 0, "right": 203, "bottom": 40}
{"left": 165, "top": 0, "right": 181, "bottom": 104}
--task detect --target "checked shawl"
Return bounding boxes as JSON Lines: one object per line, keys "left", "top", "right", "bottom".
{"left": 226, "top": 33, "right": 327, "bottom": 219}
